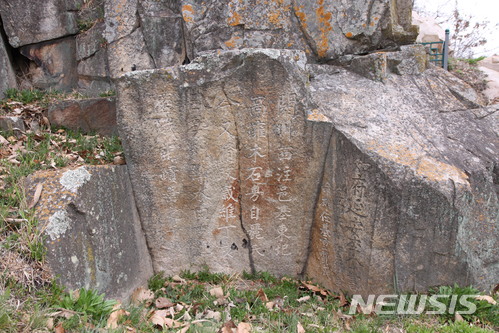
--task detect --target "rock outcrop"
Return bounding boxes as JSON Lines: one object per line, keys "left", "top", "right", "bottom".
{"left": 0, "top": 28, "right": 16, "bottom": 98}
{"left": 0, "top": 0, "right": 418, "bottom": 94}
{"left": 7, "top": 0, "right": 497, "bottom": 297}
{"left": 25, "top": 165, "right": 153, "bottom": 300}
{"left": 48, "top": 97, "right": 117, "bottom": 136}
{"left": 0, "top": 0, "right": 78, "bottom": 48}
{"left": 117, "top": 49, "right": 498, "bottom": 294}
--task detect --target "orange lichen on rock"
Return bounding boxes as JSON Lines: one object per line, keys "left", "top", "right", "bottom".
{"left": 182, "top": 4, "right": 194, "bottom": 23}
{"left": 224, "top": 36, "right": 241, "bottom": 48}
{"left": 294, "top": 5, "right": 308, "bottom": 28}
{"left": 315, "top": 0, "right": 333, "bottom": 58}
{"left": 227, "top": 8, "right": 243, "bottom": 26}
{"left": 268, "top": 11, "right": 282, "bottom": 26}
{"left": 345, "top": 32, "right": 353, "bottom": 38}
{"left": 367, "top": 141, "right": 470, "bottom": 186}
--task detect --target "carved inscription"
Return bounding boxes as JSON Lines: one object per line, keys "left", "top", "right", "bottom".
{"left": 338, "top": 159, "right": 371, "bottom": 288}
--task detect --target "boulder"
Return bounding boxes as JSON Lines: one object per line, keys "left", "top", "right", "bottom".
{"left": 0, "top": 116, "right": 25, "bottom": 135}
{"left": 139, "top": 0, "right": 186, "bottom": 67}
{"left": 76, "top": 22, "right": 106, "bottom": 62}
{"left": 98, "top": 0, "right": 418, "bottom": 79}
{"left": 48, "top": 97, "right": 117, "bottom": 136}
{"left": 181, "top": 0, "right": 418, "bottom": 61}
{"left": 0, "top": 29, "right": 16, "bottom": 98}
{"left": 0, "top": 0, "right": 78, "bottom": 47}
{"left": 306, "top": 57, "right": 497, "bottom": 294}
{"left": 20, "top": 37, "right": 78, "bottom": 92}
{"left": 117, "top": 49, "right": 498, "bottom": 294}
{"left": 117, "top": 49, "right": 331, "bottom": 276}
{"left": 25, "top": 165, "right": 153, "bottom": 300}
{"left": 107, "top": 29, "right": 154, "bottom": 79}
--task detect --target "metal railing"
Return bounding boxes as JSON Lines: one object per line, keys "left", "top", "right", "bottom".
{"left": 420, "top": 29, "right": 450, "bottom": 70}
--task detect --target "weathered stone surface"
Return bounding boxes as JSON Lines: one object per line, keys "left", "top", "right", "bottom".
{"left": 78, "top": 49, "right": 109, "bottom": 79}
{"left": 0, "top": 116, "right": 25, "bottom": 135}
{"left": 20, "top": 37, "right": 78, "bottom": 91}
{"left": 0, "top": 0, "right": 78, "bottom": 47}
{"left": 25, "top": 165, "right": 153, "bottom": 300}
{"left": 0, "top": 28, "right": 16, "bottom": 98}
{"left": 181, "top": 0, "right": 311, "bottom": 59}
{"left": 107, "top": 29, "right": 154, "bottom": 79}
{"left": 117, "top": 49, "right": 331, "bottom": 276}
{"left": 139, "top": 0, "right": 186, "bottom": 67}
{"left": 306, "top": 60, "right": 498, "bottom": 294}
{"left": 103, "top": 0, "right": 139, "bottom": 44}
{"left": 77, "top": 48, "right": 113, "bottom": 96}
{"left": 181, "top": 0, "right": 417, "bottom": 61}
{"left": 118, "top": 48, "right": 497, "bottom": 295}
{"left": 76, "top": 23, "right": 106, "bottom": 62}
{"left": 48, "top": 97, "right": 116, "bottom": 136}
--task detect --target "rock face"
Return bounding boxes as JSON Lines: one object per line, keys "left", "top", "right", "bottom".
{"left": 20, "top": 37, "right": 78, "bottom": 91}
{"left": 0, "top": 29, "right": 16, "bottom": 98}
{"left": 48, "top": 97, "right": 117, "bottom": 136}
{"left": 306, "top": 59, "right": 498, "bottom": 294}
{"left": 117, "top": 49, "right": 498, "bottom": 294}
{"left": 25, "top": 165, "right": 153, "bottom": 300}
{"left": 117, "top": 50, "right": 332, "bottom": 276}
{"left": 0, "top": 0, "right": 419, "bottom": 93}
{"left": 0, "top": 0, "right": 78, "bottom": 47}
{"left": 181, "top": 0, "right": 417, "bottom": 61}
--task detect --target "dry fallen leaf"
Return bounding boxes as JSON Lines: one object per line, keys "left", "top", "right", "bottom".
{"left": 172, "top": 275, "right": 186, "bottom": 283}
{"left": 297, "top": 322, "right": 305, "bottom": 333}
{"left": 297, "top": 295, "right": 310, "bottom": 303}
{"left": 150, "top": 309, "right": 169, "bottom": 328}
{"left": 455, "top": 312, "right": 465, "bottom": 322}
{"left": 221, "top": 320, "right": 237, "bottom": 333}
{"left": 55, "top": 323, "right": 65, "bottom": 333}
{"left": 113, "top": 155, "right": 126, "bottom": 165}
{"left": 256, "top": 288, "right": 268, "bottom": 302}
{"left": 301, "top": 281, "right": 331, "bottom": 297}
{"left": 131, "top": 287, "right": 155, "bottom": 306}
{"left": 177, "top": 325, "right": 190, "bottom": 333}
{"left": 475, "top": 295, "right": 497, "bottom": 305}
{"left": 204, "top": 310, "right": 222, "bottom": 322}
{"left": 339, "top": 292, "right": 348, "bottom": 307}
{"left": 209, "top": 286, "right": 225, "bottom": 298}
{"left": 490, "top": 283, "right": 499, "bottom": 295}
{"left": 106, "top": 303, "right": 130, "bottom": 329}
{"left": 236, "top": 322, "right": 252, "bottom": 333}
{"left": 46, "top": 317, "right": 54, "bottom": 330}
{"left": 155, "top": 297, "right": 175, "bottom": 309}
{"left": 265, "top": 301, "right": 275, "bottom": 310}
{"left": 0, "top": 135, "right": 8, "bottom": 145}
{"left": 28, "top": 183, "right": 43, "bottom": 209}
{"left": 48, "top": 309, "right": 79, "bottom": 319}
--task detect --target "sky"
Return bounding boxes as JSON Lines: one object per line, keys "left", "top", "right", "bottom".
{"left": 414, "top": 0, "right": 499, "bottom": 57}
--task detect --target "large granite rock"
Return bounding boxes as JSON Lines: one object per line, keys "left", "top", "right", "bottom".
{"left": 117, "top": 49, "right": 331, "bottom": 276}
{"left": 0, "top": 0, "right": 78, "bottom": 47}
{"left": 181, "top": 0, "right": 418, "bottom": 61}
{"left": 139, "top": 0, "right": 186, "bottom": 68}
{"left": 0, "top": 28, "right": 16, "bottom": 98}
{"left": 305, "top": 57, "right": 498, "bottom": 294}
{"left": 117, "top": 49, "right": 498, "bottom": 295}
{"left": 20, "top": 37, "right": 78, "bottom": 91}
{"left": 25, "top": 165, "right": 153, "bottom": 300}
{"left": 48, "top": 97, "right": 117, "bottom": 136}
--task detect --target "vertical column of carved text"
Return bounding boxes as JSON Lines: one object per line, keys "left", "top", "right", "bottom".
{"left": 216, "top": 97, "right": 240, "bottom": 263}
{"left": 339, "top": 159, "right": 371, "bottom": 289}
{"left": 317, "top": 182, "right": 333, "bottom": 277}
{"left": 246, "top": 96, "right": 268, "bottom": 257}
{"left": 272, "top": 91, "right": 296, "bottom": 257}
